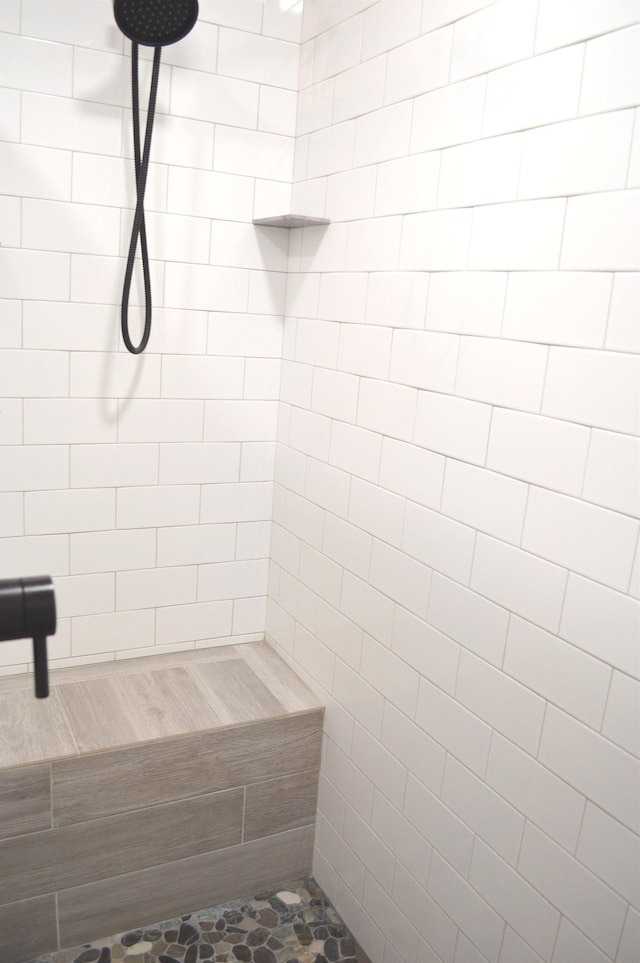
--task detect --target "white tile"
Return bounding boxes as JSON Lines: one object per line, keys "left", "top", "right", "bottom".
{"left": 157, "top": 524, "right": 236, "bottom": 567}
{"left": 305, "top": 458, "right": 350, "bottom": 518}
{"left": 393, "top": 602, "right": 460, "bottom": 695}
{"left": 562, "top": 190, "right": 640, "bottom": 271}
{"left": 1, "top": 0, "right": 23, "bottom": 33}
{"left": 411, "top": 76, "right": 485, "bottom": 153}
{"left": 617, "top": 907, "right": 640, "bottom": 963}
{"left": 483, "top": 45, "right": 583, "bottom": 138}
{"left": 0, "top": 445, "right": 67, "bottom": 493}
{"left": 471, "top": 534, "right": 568, "bottom": 632}
{"left": 400, "top": 209, "right": 472, "bottom": 271}
{"left": 450, "top": 0, "right": 536, "bottom": 81}
{"left": 372, "top": 794, "right": 432, "bottom": 892}
{"left": 333, "top": 55, "right": 386, "bottom": 124}
{"left": 340, "top": 572, "right": 395, "bottom": 648}
{"left": 214, "top": 126, "right": 294, "bottom": 181}
{"left": 0, "top": 31, "right": 72, "bottom": 95}
{"left": 199, "top": 559, "right": 270, "bottom": 603}
{"left": 536, "top": 0, "right": 640, "bottom": 52}
{"left": 200, "top": 481, "right": 273, "bottom": 523}
{"left": 0, "top": 399, "right": 22, "bottom": 445}
{"left": 469, "top": 839, "right": 559, "bottom": 960}
{"left": 297, "top": 76, "right": 334, "bottom": 136}
{"left": 353, "top": 102, "right": 412, "bottom": 167}
{"left": 204, "top": 400, "right": 278, "bottom": 442}
{"left": 390, "top": 331, "right": 459, "bottom": 394}
{"left": 375, "top": 152, "right": 440, "bottom": 217}
{"left": 70, "top": 252, "right": 162, "bottom": 308}
{"left": 442, "top": 460, "right": 527, "bottom": 546}
{"left": 219, "top": 30, "right": 297, "bottom": 88}
{"left": 344, "top": 804, "right": 397, "bottom": 890}
{"left": 118, "top": 399, "right": 204, "bottom": 442}
{"left": 469, "top": 199, "right": 566, "bottom": 271}
{"left": 602, "top": 670, "right": 640, "bottom": 758}
{"left": 259, "top": 85, "right": 297, "bottom": 136}
{"left": 361, "top": 0, "right": 421, "bottom": 60}
{"left": 414, "top": 391, "right": 492, "bottom": 465}
{"left": 499, "top": 929, "right": 545, "bottom": 963}
{"left": 156, "top": 600, "right": 233, "bottom": 645}
{"left": 379, "top": 437, "right": 444, "bottom": 510}
{"left": 208, "top": 313, "right": 282, "bottom": 358}
{"left": 22, "top": 301, "right": 115, "bottom": 352}
{"left": 487, "top": 408, "right": 589, "bottom": 496}
{"left": 561, "top": 574, "right": 640, "bottom": 678}
{"left": 315, "top": 595, "right": 364, "bottom": 671}
{"left": 22, "top": 91, "right": 121, "bottom": 155}
{"left": 505, "top": 616, "right": 611, "bottom": 729}
{"left": 307, "top": 119, "right": 356, "bottom": 178}
{"left": 428, "top": 852, "right": 505, "bottom": 963}
{"left": 385, "top": 25, "right": 453, "bottom": 104}
{"left": 345, "top": 217, "right": 403, "bottom": 272}
{"left": 160, "top": 356, "right": 243, "bottom": 400}
{"left": 0, "top": 534, "right": 68, "bottom": 580}
{"left": 351, "top": 722, "right": 409, "bottom": 811}
{"left": 325, "top": 167, "right": 376, "bottom": 222}
{"left": 236, "top": 518, "right": 271, "bottom": 557}
{"left": 0, "top": 87, "right": 20, "bottom": 141}
{"left": 289, "top": 406, "right": 331, "bottom": 460}
{"left": 518, "top": 822, "right": 628, "bottom": 957}
{"left": 338, "top": 324, "right": 391, "bottom": 379}
{"left": 0, "top": 142, "right": 72, "bottom": 201}
{"left": 71, "top": 610, "right": 154, "bottom": 659}
{"left": 457, "top": 649, "right": 546, "bottom": 756}
{"left": 116, "top": 565, "right": 197, "bottom": 611}
{"left": 578, "top": 802, "right": 640, "bottom": 908}
{"left": 263, "top": 0, "right": 303, "bottom": 43}
{"left": 243, "top": 359, "right": 281, "bottom": 400}
{"left": 522, "top": 487, "right": 639, "bottom": 592}
{"left": 333, "top": 660, "right": 384, "bottom": 737}
{"left": 24, "top": 399, "right": 116, "bottom": 444}
{"left": 366, "top": 272, "right": 428, "bottom": 330}
{"left": 398, "top": 870, "right": 458, "bottom": 963}
{"left": 580, "top": 24, "right": 640, "bottom": 115}
{"left": 486, "top": 732, "right": 586, "bottom": 854}
{"left": 297, "top": 318, "right": 340, "bottom": 369}
{"left": 542, "top": 346, "right": 640, "bottom": 434}
{"left": 0, "top": 492, "right": 23, "bottom": 537}
{"left": 280, "top": 489, "right": 324, "bottom": 552}
{"left": 520, "top": 111, "right": 633, "bottom": 200}
{"left": 70, "top": 351, "right": 160, "bottom": 400}
{"left": 324, "top": 741, "right": 373, "bottom": 825}
{"left": 121, "top": 210, "right": 210, "bottom": 265}
{"left": 0, "top": 196, "right": 20, "bottom": 248}
{"left": 70, "top": 444, "right": 158, "bottom": 489}
{"left": 438, "top": 133, "right": 523, "bottom": 209}
{"left": 171, "top": 66, "right": 258, "bottom": 127}
{"left": 70, "top": 529, "right": 156, "bottom": 575}
{"left": 443, "top": 759, "right": 525, "bottom": 867}
{"left": 382, "top": 702, "right": 446, "bottom": 796}
{"left": 357, "top": 378, "right": 417, "bottom": 443}
{"left": 300, "top": 223, "right": 348, "bottom": 274}
{"left": 159, "top": 442, "right": 239, "bottom": 485}
{"left": 0, "top": 301, "right": 21, "bottom": 350}
{"left": 299, "top": 541, "right": 342, "bottom": 606}
{"left": 117, "top": 485, "right": 200, "bottom": 529}
{"left": 211, "top": 222, "right": 288, "bottom": 272}
{"left": 55, "top": 573, "right": 115, "bottom": 619}
{"left": 368, "top": 540, "right": 432, "bottom": 620}
{"left": 552, "top": 919, "right": 611, "bottom": 963}
{"left": 539, "top": 705, "right": 640, "bottom": 834}
{"left": 349, "top": 477, "right": 405, "bottom": 547}
{"left": 321, "top": 513, "right": 372, "bottom": 582}
{"left": 199, "top": 0, "right": 262, "bottom": 32}
{"left": 74, "top": 47, "right": 170, "bottom": 112}
{"left": 416, "top": 676, "right": 492, "bottom": 777}
{"left": 362, "top": 874, "right": 420, "bottom": 963}
{"left": 428, "top": 573, "right": 508, "bottom": 668}
{"left": 403, "top": 500, "right": 475, "bottom": 585}
{"left": 426, "top": 272, "right": 506, "bottom": 337}
{"left": 313, "top": 14, "right": 363, "bottom": 83}
{"left": 0, "top": 250, "right": 70, "bottom": 302}
{"left": 318, "top": 273, "right": 368, "bottom": 324}
{"left": 606, "top": 273, "right": 640, "bottom": 353}
{"left": 629, "top": 108, "right": 640, "bottom": 189}
{"left": 503, "top": 272, "right": 612, "bottom": 348}
{"left": 0, "top": 349, "right": 68, "bottom": 399}
{"left": 167, "top": 168, "right": 253, "bottom": 222}
{"left": 457, "top": 336, "right": 547, "bottom": 412}
{"left": 404, "top": 774, "right": 474, "bottom": 878}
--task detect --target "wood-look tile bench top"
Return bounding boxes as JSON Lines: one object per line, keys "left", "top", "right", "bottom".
{"left": 0, "top": 640, "right": 323, "bottom": 769}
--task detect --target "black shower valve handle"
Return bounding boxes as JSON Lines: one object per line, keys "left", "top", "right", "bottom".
{"left": 0, "top": 576, "right": 56, "bottom": 699}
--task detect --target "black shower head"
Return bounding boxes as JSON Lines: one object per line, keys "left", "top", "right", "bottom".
{"left": 113, "top": 0, "right": 199, "bottom": 47}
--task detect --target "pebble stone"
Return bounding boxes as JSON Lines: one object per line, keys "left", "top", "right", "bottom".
{"left": 27, "top": 879, "right": 371, "bottom": 963}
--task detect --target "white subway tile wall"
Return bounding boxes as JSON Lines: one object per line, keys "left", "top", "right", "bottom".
{"left": 2, "top": 2, "right": 640, "bottom": 963}
{"left": 265, "top": 4, "right": 640, "bottom": 963}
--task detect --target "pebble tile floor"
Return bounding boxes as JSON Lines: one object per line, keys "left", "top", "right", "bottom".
{"left": 29, "top": 879, "right": 371, "bottom": 963}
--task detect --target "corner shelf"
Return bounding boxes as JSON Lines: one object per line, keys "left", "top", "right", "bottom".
{"left": 252, "top": 214, "right": 330, "bottom": 229}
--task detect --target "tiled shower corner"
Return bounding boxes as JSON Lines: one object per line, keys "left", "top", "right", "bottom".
{"left": 28, "top": 879, "right": 370, "bottom": 963}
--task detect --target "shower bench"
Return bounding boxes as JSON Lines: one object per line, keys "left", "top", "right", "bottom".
{"left": 0, "top": 641, "right": 324, "bottom": 963}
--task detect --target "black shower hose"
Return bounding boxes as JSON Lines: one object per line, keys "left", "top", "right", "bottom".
{"left": 121, "top": 42, "right": 162, "bottom": 354}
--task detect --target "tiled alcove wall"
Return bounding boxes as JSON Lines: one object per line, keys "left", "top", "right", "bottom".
{"left": 267, "top": 2, "right": 640, "bottom": 963}
{"left": 0, "top": 0, "right": 301, "bottom": 672}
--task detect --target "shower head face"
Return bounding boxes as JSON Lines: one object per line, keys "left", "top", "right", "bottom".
{"left": 114, "top": 0, "right": 199, "bottom": 46}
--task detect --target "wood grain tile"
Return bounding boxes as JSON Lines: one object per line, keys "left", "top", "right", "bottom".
{"left": 0, "top": 787, "right": 243, "bottom": 904}
{"left": 0, "top": 894, "right": 57, "bottom": 963}
{"left": 53, "top": 710, "right": 323, "bottom": 825}
{"left": 244, "top": 769, "right": 320, "bottom": 841}
{"left": 110, "top": 666, "right": 223, "bottom": 741}
{"left": 187, "top": 658, "right": 285, "bottom": 725}
{"left": 58, "top": 824, "right": 315, "bottom": 948}
{"left": 242, "top": 642, "right": 323, "bottom": 713}
{"left": 55, "top": 677, "right": 140, "bottom": 753}
{"left": 0, "top": 689, "right": 77, "bottom": 767}
{"left": 0, "top": 764, "right": 51, "bottom": 840}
